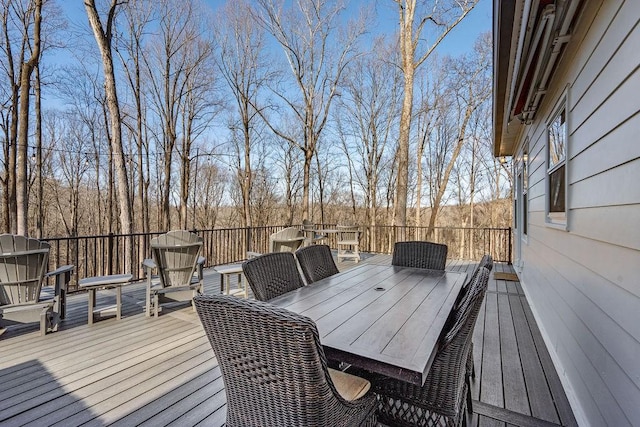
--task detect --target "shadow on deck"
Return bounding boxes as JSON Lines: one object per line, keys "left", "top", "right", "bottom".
{"left": 0, "top": 254, "right": 576, "bottom": 426}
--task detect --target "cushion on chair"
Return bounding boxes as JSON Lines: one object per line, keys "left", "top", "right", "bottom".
{"left": 328, "top": 368, "right": 371, "bottom": 401}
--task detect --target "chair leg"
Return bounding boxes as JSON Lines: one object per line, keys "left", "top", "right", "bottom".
{"left": 465, "top": 377, "right": 473, "bottom": 424}
{"left": 40, "top": 306, "right": 51, "bottom": 336}
{"left": 191, "top": 289, "right": 198, "bottom": 312}
{"left": 153, "top": 294, "right": 159, "bottom": 318}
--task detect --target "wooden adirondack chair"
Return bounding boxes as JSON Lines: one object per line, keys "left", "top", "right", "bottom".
{"left": 142, "top": 230, "right": 205, "bottom": 317}
{"left": 0, "top": 234, "right": 74, "bottom": 336}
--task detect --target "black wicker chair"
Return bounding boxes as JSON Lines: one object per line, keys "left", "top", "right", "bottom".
{"left": 459, "top": 254, "right": 493, "bottom": 379}
{"left": 392, "top": 241, "right": 448, "bottom": 271}
{"left": 364, "top": 267, "right": 491, "bottom": 427}
{"left": 296, "top": 245, "right": 340, "bottom": 284}
{"left": 455, "top": 254, "right": 493, "bottom": 309}
{"left": 242, "top": 252, "right": 305, "bottom": 301}
{"left": 194, "top": 294, "right": 377, "bottom": 427}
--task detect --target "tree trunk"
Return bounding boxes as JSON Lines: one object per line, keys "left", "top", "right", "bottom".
{"left": 34, "top": 64, "right": 43, "bottom": 239}
{"left": 16, "top": 0, "right": 42, "bottom": 236}
{"left": 85, "top": 0, "right": 133, "bottom": 268}
{"left": 395, "top": 71, "right": 413, "bottom": 227}
{"left": 426, "top": 106, "right": 473, "bottom": 236}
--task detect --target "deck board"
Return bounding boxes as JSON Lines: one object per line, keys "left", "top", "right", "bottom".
{"left": 0, "top": 255, "right": 576, "bottom": 427}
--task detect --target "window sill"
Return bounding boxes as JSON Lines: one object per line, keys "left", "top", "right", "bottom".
{"left": 545, "top": 215, "right": 568, "bottom": 231}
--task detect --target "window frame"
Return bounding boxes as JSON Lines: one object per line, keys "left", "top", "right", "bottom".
{"left": 545, "top": 89, "right": 569, "bottom": 229}
{"left": 514, "top": 140, "right": 529, "bottom": 244}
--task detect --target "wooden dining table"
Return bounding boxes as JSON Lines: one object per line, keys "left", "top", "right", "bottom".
{"left": 269, "top": 263, "right": 467, "bottom": 386}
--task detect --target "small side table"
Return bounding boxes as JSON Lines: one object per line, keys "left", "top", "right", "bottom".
{"left": 78, "top": 274, "right": 133, "bottom": 325}
{"left": 213, "top": 264, "right": 247, "bottom": 298}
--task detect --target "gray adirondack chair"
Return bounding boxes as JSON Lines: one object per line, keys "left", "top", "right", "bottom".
{"left": 269, "top": 227, "right": 305, "bottom": 253}
{"left": 142, "top": 230, "right": 205, "bottom": 317}
{"left": 336, "top": 224, "right": 360, "bottom": 262}
{"left": 0, "top": 234, "right": 74, "bottom": 335}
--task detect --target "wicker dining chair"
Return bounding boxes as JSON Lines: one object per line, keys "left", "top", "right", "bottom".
{"left": 194, "top": 294, "right": 377, "bottom": 427}
{"left": 364, "top": 267, "right": 491, "bottom": 427}
{"left": 392, "top": 241, "right": 448, "bottom": 271}
{"left": 459, "top": 254, "right": 493, "bottom": 379}
{"left": 455, "top": 254, "right": 493, "bottom": 308}
{"left": 295, "top": 245, "right": 339, "bottom": 284}
{"left": 242, "top": 252, "right": 305, "bottom": 301}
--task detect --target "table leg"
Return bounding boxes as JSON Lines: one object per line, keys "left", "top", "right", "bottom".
{"left": 88, "top": 288, "right": 95, "bottom": 325}
{"left": 116, "top": 285, "right": 122, "bottom": 320}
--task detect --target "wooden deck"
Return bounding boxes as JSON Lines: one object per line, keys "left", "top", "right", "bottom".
{"left": 0, "top": 255, "right": 576, "bottom": 426}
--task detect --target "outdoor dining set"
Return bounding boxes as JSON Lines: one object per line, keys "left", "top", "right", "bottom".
{"left": 205, "top": 236, "right": 493, "bottom": 427}
{"left": 0, "top": 226, "right": 492, "bottom": 427}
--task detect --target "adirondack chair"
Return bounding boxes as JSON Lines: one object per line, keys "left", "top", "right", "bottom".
{"left": 142, "top": 230, "right": 205, "bottom": 317}
{"left": 302, "top": 219, "right": 326, "bottom": 247}
{"left": 269, "top": 227, "right": 305, "bottom": 253}
{"left": 336, "top": 224, "right": 360, "bottom": 262}
{"left": 0, "top": 234, "right": 74, "bottom": 336}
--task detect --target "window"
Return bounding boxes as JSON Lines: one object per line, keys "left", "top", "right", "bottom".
{"left": 547, "top": 99, "right": 568, "bottom": 225}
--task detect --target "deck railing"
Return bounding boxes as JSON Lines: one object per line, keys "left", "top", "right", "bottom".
{"left": 42, "top": 225, "right": 511, "bottom": 292}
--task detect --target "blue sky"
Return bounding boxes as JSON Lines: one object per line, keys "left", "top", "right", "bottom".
{"left": 353, "top": 0, "right": 492, "bottom": 56}
{"left": 61, "top": 0, "right": 492, "bottom": 56}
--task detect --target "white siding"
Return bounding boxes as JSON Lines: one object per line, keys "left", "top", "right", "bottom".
{"left": 515, "top": 1, "right": 640, "bottom": 425}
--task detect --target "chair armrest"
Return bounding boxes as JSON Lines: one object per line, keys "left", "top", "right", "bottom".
{"left": 45, "top": 264, "right": 74, "bottom": 279}
{"left": 196, "top": 256, "right": 205, "bottom": 281}
{"left": 44, "top": 264, "right": 74, "bottom": 320}
{"left": 142, "top": 258, "right": 156, "bottom": 271}
{"left": 45, "top": 264, "right": 74, "bottom": 294}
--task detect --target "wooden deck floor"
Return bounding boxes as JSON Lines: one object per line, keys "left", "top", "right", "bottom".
{"left": 0, "top": 255, "right": 576, "bottom": 426}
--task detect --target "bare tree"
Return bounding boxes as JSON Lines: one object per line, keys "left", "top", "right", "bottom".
{"left": 49, "top": 113, "right": 92, "bottom": 236}
{"left": 336, "top": 39, "right": 401, "bottom": 239}
{"left": 143, "top": 0, "right": 213, "bottom": 230}
{"left": 0, "top": 0, "right": 43, "bottom": 234}
{"left": 253, "top": 0, "right": 367, "bottom": 220}
{"left": 14, "top": 0, "right": 42, "bottom": 235}
{"left": 413, "top": 64, "right": 443, "bottom": 230}
{"left": 424, "top": 33, "right": 491, "bottom": 237}
{"left": 177, "top": 37, "right": 217, "bottom": 229}
{"left": 215, "top": 0, "right": 270, "bottom": 228}
{"left": 393, "top": 0, "right": 478, "bottom": 226}
{"left": 193, "top": 160, "right": 226, "bottom": 229}
{"left": 115, "top": 0, "right": 153, "bottom": 234}
{"left": 84, "top": 0, "right": 133, "bottom": 267}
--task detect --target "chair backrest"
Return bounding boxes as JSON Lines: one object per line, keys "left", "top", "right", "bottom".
{"left": 336, "top": 224, "right": 359, "bottom": 242}
{"left": 455, "top": 254, "right": 493, "bottom": 308}
{"left": 150, "top": 230, "right": 202, "bottom": 288}
{"left": 296, "top": 245, "right": 339, "bottom": 284}
{"left": 391, "top": 241, "right": 448, "bottom": 270}
{"left": 269, "top": 227, "right": 305, "bottom": 253}
{"left": 418, "top": 267, "right": 490, "bottom": 415}
{"left": 194, "top": 294, "right": 352, "bottom": 426}
{"left": 0, "top": 234, "right": 49, "bottom": 305}
{"left": 302, "top": 219, "right": 314, "bottom": 231}
{"left": 442, "top": 267, "right": 490, "bottom": 348}
{"left": 242, "top": 252, "right": 305, "bottom": 301}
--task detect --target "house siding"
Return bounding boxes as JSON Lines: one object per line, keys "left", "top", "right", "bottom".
{"left": 514, "top": 1, "right": 640, "bottom": 425}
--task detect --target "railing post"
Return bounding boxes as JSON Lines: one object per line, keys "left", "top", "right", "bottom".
{"left": 246, "top": 227, "right": 252, "bottom": 258}
{"left": 508, "top": 227, "right": 513, "bottom": 265}
{"left": 108, "top": 232, "right": 114, "bottom": 275}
